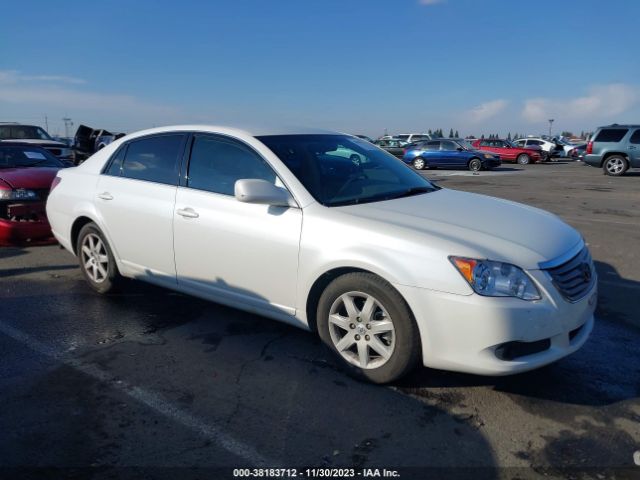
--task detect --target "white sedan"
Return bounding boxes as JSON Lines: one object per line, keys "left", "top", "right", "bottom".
{"left": 46, "top": 125, "right": 597, "bottom": 383}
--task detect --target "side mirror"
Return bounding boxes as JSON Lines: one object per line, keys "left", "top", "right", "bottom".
{"left": 456, "top": 147, "right": 463, "bottom": 151}
{"left": 234, "top": 179, "right": 296, "bottom": 208}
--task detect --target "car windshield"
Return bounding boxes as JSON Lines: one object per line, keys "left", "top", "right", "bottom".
{"left": 460, "top": 140, "right": 476, "bottom": 150}
{"left": 0, "top": 125, "right": 53, "bottom": 140}
{"left": 257, "top": 134, "right": 438, "bottom": 207}
{"left": 0, "top": 146, "right": 63, "bottom": 168}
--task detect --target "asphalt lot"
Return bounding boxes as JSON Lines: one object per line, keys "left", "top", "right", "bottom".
{"left": 0, "top": 161, "right": 639, "bottom": 478}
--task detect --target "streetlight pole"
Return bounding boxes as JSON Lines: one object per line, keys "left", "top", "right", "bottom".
{"left": 548, "top": 119, "right": 554, "bottom": 138}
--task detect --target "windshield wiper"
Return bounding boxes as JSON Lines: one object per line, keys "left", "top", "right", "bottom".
{"left": 328, "top": 186, "right": 435, "bottom": 207}
{"left": 386, "top": 186, "right": 435, "bottom": 200}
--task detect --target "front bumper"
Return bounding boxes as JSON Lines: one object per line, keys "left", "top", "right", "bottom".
{"left": 0, "top": 202, "right": 54, "bottom": 245}
{"left": 395, "top": 271, "right": 596, "bottom": 376}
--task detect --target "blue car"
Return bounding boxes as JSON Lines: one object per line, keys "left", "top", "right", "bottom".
{"left": 403, "top": 139, "right": 501, "bottom": 171}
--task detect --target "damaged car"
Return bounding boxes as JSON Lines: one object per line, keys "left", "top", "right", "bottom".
{"left": 0, "top": 142, "right": 67, "bottom": 245}
{"left": 73, "top": 125, "right": 126, "bottom": 163}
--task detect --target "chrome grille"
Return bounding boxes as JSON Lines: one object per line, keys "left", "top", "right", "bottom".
{"left": 545, "top": 247, "right": 595, "bottom": 302}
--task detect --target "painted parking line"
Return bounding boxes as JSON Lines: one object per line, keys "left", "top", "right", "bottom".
{"left": 0, "top": 320, "right": 276, "bottom": 468}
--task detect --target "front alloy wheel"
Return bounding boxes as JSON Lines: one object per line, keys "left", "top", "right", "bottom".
{"left": 468, "top": 158, "right": 482, "bottom": 171}
{"left": 317, "top": 272, "right": 420, "bottom": 383}
{"left": 328, "top": 292, "right": 395, "bottom": 370}
{"left": 412, "top": 157, "right": 425, "bottom": 170}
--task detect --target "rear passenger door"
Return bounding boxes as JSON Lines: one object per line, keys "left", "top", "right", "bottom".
{"left": 96, "top": 133, "right": 187, "bottom": 281}
{"left": 439, "top": 140, "right": 465, "bottom": 167}
{"left": 421, "top": 141, "right": 441, "bottom": 165}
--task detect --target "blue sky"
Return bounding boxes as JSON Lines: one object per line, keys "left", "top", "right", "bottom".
{"left": 1, "top": 0, "right": 638, "bottom": 138}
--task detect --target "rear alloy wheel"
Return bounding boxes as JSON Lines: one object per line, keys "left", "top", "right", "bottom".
{"left": 468, "top": 158, "right": 482, "bottom": 171}
{"left": 603, "top": 156, "right": 628, "bottom": 176}
{"left": 412, "top": 157, "right": 426, "bottom": 170}
{"left": 317, "top": 273, "right": 420, "bottom": 383}
{"left": 517, "top": 153, "right": 531, "bottom": 165}
{"left": 77, "top": 223, "right": 121, "bottom": 294}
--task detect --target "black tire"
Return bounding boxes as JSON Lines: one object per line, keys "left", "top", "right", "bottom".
{"left": 516, "top": 153, "right": 530, "bottom": 165}
{"left": 316, "top": 272, "right": 420, "bottom": 384}
{"left": 602, "top": 155, "right": 628, "bottom": 176}
{"left": 412, "top": 157, "right": 426, "bottom": 170}
{"left": 468, "top": 158, "right": 482, "bottom": 171}
{"left": 76, "top": 222, "right": 121, "bottom": 294}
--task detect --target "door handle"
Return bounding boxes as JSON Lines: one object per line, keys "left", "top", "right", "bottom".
{"left": 629, "top": 146, "right": 637, "bottom": 150}
{"left": 97, "top": 192, "right": 113, "bottom": 200}
{"left": 176, "top": 207, "right": 199, "bottom": 218}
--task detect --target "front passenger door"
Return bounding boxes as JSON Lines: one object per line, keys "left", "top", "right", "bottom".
{"left": 173, "top": 134, "right": 302, "bottom": 316}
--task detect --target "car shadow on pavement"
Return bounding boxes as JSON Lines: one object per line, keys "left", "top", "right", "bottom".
{"left": 0, "top": 264, "right": 77, "bottom": 278}
{"left": 0, "top": 246, "right": 29, "bottom": 260}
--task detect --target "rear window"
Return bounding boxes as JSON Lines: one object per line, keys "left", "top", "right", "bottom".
{"left": 594, "top": 128, "right": 628, "bottom": 143}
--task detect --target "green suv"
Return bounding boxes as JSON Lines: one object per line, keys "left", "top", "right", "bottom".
{"left": 585, "top": 124, "right": 640, "bottom": 176}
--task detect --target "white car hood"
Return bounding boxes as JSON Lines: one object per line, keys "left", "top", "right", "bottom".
{"left": 337, "top": 188, "right": 582, "bottom": 270}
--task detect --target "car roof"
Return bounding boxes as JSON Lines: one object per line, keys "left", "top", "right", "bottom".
{"left": 596, "top": 124, "right": 640, "bottom": 128}
{"left": 122, "top": 124, "right": 343, "bottom": 139}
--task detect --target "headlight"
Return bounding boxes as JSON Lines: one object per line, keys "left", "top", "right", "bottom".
{"left": 483, "top": 154, "right": 493, "bottom": 159}
{"left": 0, "top": 189, "right": 39, "bottom": 200}
{"left": 450, "top": 256, "right": 541, "bottom": 300}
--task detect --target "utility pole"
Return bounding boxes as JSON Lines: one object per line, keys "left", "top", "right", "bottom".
{"left": 63, "top": 117, "right": 73, "bottom": 139}
{"left": 44, "top": 115, "right": 49, "bottom": 132}
{"left": 548, "top": 119, "right": 554, "bottom": 137}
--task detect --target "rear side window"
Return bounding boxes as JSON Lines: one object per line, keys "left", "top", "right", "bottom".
{"left": 629, "top": 130, "right": 640, "bottom": 144}
{"left": 440, "top": 141, "right": 458, "bottom": 151}
{"left": 595, "top": 128, "right": 628, "bottom": 143}
{"left": 121, "top": 134, "right": 185, "bottom": 184}
{"left": 424, "top": 141, "right": 440, "bottom": 150}
{"left": 186, "top": 135, "right": 277, "bottom": 196}
{"left": 104, "top": 146, "right": 126, "bottom": 176}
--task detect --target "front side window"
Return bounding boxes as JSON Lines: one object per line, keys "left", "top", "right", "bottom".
{"left": 257, "top": 134, "right": 437, "bottom": 207}
{"left": 121, "top": 134, "right": 184, "bottom": 185}
{"left": 595, "top": 128, "right": 628, "bottom": 143}
{"left": 187, "top": 135, "right": 277, "bottom": 195}
{"left": 424, "top": 141, "right": 440, "bottom": 150}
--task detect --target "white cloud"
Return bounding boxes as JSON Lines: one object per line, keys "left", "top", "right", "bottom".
{"left": 418, "top": 0, "right": 445, "bottom": 5}
{"left": 0, "top": 70, "right": 85, "bottom": 85}
{"left": 464, "top": 99, "right": 508, "bottom": 123}
{"left": 0, "top": 69, "right": 179, "bottom": 128}
{"left": 522, "top": 84, "right": 639, "bottom": 123}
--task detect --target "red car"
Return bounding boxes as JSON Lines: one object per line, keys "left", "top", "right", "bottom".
{"left": 471, "top": 139, "right": 542, "bottom": 164}
{"left": 0, "top": 142, "right": 66, "bottom": 246}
